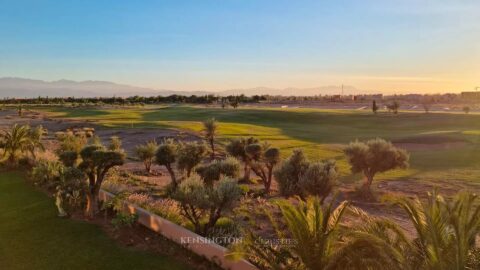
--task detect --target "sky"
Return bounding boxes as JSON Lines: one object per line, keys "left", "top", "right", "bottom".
{"left": 0, "top": 0, "right": 479, "bottom": 93}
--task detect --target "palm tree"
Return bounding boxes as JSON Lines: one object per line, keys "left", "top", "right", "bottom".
{"left": 228, "top": 197, "right": 350, "bottom": 269}
{"left": 202, "top": 118, "right": 218, "bottom": 160}
{"left": 1, "top": 124, "right": 44, "bottom": 164}
{"left": 391, "top": 191, "right": 480, "bottom": 270}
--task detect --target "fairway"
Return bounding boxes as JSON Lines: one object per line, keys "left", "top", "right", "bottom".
{"left": 0, "top": 172, "right": 190, "bottom": 270}
{"left": 44, "top": 105, "right": 480, "bottom": 185}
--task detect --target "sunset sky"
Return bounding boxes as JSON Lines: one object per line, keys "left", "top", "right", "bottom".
{"left": 1, "top": 0, "right": 479, "bottom": 93}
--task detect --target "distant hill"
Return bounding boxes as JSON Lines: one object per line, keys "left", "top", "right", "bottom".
{"left": 0, "top": 77, "right": 362, "bottom": 98}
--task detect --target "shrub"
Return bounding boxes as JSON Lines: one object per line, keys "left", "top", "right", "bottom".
{"left": 111, "top": 213, "right": 138, "bottom": 229}
{"left": 56, "top": 167, "right": 87, "bottom": 214}
{"left": 58, "top": 133, "right": 87, "bottom": 153}
{"left": 176, "top": 141, "right": 207, "bottom": 177}
{"left": 274, "top": 149, "right": 309, "bottom": 197}
{"left": 108, "top": 136, "right": 122, "bottom": 151}
{"left": 196, "top": 157, "right": 240, "bottom": 185}
{"left": 299, "top": 160, "right": 338, "bottom": 201}
{"left": 134, "top": 141, "right": 158, "bottom": 173}
{"left": 30, "top": 159, "right": 64, "bottom": 188}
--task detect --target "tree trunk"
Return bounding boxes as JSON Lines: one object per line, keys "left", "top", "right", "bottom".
{"left": 243, "top": 163, "right": 251, "bottom": 182}
{"left": 362, "top": 173, "right": 374, "bottom": 195}
{"left": 210, "top": 139, "right": 215, "bottom": 160}
{"left": 145, "top": 160, "right": 151, "bottom": 174}
{"left": 85, "top": 192, "right": 99, "bottom": 218}
{"left": 166, "top": 164, "right": 177, "bottom": 189}
{"left": 265, "top": 167, "right": 273, "bottom": 194}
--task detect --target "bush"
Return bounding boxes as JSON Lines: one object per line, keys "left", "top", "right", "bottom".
{"left": 299, "top": 160, "right": 338, "bottom": 201}
{"left": 108, "top": 136, "right": 122, "bottom": 151}
{"left": 30, "top": 159, "right": 64, "bottom": 188}
{"left": 274, "top": 149, "right": 309, "bottom": 197}
{"left": 56, "top": 167, "right": 87, "bottom": 214}
{"left": 196, "top": 157, "right": 240, "bottom": 185}
{"left": 58, "top": 133, "right": 87, "bottom": 153}
{"left": 111, "top": 213, "right": 138, "bottom": 229}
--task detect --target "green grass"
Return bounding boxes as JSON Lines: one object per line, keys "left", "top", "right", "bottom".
{"left": 0, "top": 172, "right": 190, "bottom": 270}
{"left": 42, "top": 105, "right": 480, "bottom": 183}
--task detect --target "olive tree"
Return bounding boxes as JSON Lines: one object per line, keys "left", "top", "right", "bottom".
{"left": 171, "top": 174, "right": 241, "bottom": 235}
{"left": 177, "top": 141, "right": 207, "bottom": 177}
{"left": 196, "top": 156, "right": 240, "bottom": 185}
{"left": 134, "top": 141, "right": 158, "bottom": 173}
{"left": 202, "top": 118, "right": 218, "bottom": 159}
{"left": 155, "top": 139, "right": 178, "bottom": 188}
{"left": 344, "top": 138, "right": 409, "bottom": 194}
{"left": 226, "top": 137, "right": 259, "bottom": 182}
{"left": 245, "top": 143, "right": 281, "bottom": 193}
{"left": 78, "top": 143, "right": 125, "bottom": 217}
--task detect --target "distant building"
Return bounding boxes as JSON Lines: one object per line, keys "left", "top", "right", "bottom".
{"left": 461, "top": 92, "right": 480, "bottom": 100}
{"left": 353, "top": 94, "right": 383, "bottom": 101}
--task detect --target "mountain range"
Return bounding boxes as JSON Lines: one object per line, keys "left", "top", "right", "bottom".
{"left": 0, "top": 77, "right": 361, "bottom": 98}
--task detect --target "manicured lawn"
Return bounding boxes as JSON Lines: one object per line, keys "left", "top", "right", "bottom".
{"left": 0, "top": 172, "right": 190, "bottom": 270}
{"left": 43, "top": 105, "right": 480, "bottom": 184}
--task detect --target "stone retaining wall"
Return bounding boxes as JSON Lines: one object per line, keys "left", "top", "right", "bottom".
{"left": 98, "top": 190, "right": 258, "bottom": 270}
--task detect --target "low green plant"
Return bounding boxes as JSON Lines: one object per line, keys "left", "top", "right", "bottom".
{"left": 111, "top": 213, "right": 138, "bottom": 229}
{"left": 30, "top": 159, "right": 64, "bottom": 189}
